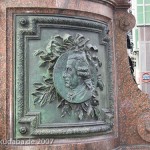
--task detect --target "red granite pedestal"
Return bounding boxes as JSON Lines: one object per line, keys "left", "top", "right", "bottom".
{"left": 0, "top": 0, "right": 150, "bottom": 149}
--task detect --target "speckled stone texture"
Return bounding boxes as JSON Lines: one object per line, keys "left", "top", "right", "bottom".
{"left": 0, "top": 0, "right": 150, "bottom": 150}
{"left": 114, "top": 10, "right": 150, "bottom": 149}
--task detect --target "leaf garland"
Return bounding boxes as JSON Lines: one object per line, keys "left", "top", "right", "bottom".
{"left": 32, "top": 33, "right": 103, "bottom": 120}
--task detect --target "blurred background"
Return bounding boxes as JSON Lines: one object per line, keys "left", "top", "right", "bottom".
{"left": 127, "top": 0, "right": 150, "bottom": 97}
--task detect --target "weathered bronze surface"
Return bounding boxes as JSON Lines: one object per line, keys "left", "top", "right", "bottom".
{"left": 14, "top": 15, "right": 113, "bottom": 139}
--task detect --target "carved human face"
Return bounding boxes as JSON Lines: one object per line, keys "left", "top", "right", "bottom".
{"left": 63, "top": 59, "right": 80, "bottom": 89}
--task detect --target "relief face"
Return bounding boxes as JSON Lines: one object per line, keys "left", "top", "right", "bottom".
{"left": 54, "top": 50, "right": 97, "bottom": 103}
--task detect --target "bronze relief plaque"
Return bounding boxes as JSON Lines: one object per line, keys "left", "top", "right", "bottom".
{"left": 14, "top": 15, "right": 114, "bottom": 138}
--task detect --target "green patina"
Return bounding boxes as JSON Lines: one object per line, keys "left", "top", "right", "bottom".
{"left": 14, "top": 15, "right": 113, "bottom": 138}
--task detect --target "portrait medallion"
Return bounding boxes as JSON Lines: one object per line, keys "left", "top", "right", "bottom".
{"left": 53, "top": 50, "right": 97, "bottom": 103}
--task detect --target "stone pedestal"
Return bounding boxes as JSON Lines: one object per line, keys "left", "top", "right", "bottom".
{"left": 0, "top": 0, "right": 150, "bottom": 149}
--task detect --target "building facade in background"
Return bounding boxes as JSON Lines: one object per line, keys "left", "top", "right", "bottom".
{"left": 132, "top": 0, "right": 150, "bottom": 96}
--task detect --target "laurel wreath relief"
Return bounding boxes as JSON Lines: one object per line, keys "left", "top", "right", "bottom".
{"left": 32, "top": 33, "right": 104, "bottom": 120}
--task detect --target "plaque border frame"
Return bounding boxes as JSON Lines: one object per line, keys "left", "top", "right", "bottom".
{"left": 14, "top": 14, "right": 114, "bottom": 138}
